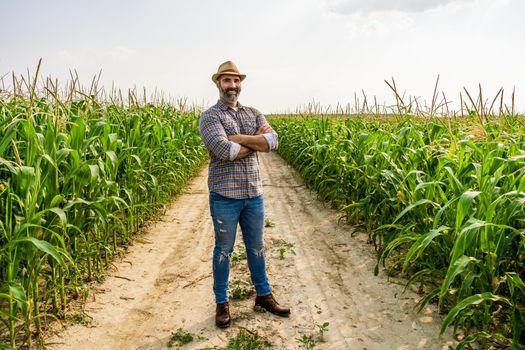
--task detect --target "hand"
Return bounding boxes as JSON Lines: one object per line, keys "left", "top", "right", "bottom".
{"left": 256, "top": 124, "right": 272, "bottom": 135}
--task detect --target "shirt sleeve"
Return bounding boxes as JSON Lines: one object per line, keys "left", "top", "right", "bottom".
{"left": 199, "top": 111, "right": 239, "bottom": 161}
{"left": 229, "top": 142, "right": 241, "bottom": 160}
{"left": 255, "top": 111, "right": 278, "bottom": 151}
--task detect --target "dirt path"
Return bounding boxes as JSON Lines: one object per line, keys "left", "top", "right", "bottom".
{"left": 47, "top": 152, "right": 456, "bottom": 350}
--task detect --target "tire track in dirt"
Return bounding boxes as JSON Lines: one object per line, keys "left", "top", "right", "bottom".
{"left": 259, "top": 153, "right": 456, "bottom": 349}
{"left": 47, "top": 153, "right": 456, "bottom": 350}
{"left": 47, "top": 168, "right": 218, "bottom": 349}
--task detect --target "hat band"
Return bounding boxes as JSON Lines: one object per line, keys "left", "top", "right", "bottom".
{"left": 220, "top": 70, "right": 240, "bottom": 75}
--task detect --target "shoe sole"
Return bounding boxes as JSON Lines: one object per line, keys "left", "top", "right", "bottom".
{"left": 254, "top": 305, "right": 290, "bottom": 317}
{"left": 216, "top": 320, "right": 231, "bottom": 329}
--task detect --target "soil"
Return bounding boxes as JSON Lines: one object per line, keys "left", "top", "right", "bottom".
{"left": 46, "top": 152, "right": 457, "bottom": 350}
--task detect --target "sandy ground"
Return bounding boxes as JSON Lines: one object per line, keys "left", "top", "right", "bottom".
{"left": 46, "top": 152, "right": 457, "bottom": 350}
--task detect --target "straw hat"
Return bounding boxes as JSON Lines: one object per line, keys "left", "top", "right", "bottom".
{"left": 211, "top": 61, "right": 246, "bottom": 83}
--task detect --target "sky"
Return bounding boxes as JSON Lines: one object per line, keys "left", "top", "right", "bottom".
{"left": 1, "top": 0, "right": 524, "bottom": 114}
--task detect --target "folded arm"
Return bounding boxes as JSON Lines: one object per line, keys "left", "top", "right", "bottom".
{"left": 228, "top": 124, "right": 276, "bottom": 153}
{"left": 199, "top": 113, "right": 248, "bottom": 161}
{"left": 234, "top": 145, "right": 254, "bottom": 159}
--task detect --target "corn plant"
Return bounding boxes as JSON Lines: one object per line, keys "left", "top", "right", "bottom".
{"left": 271, "top": 115, "right": 525, "bottom": 348}
{"left": 0, "top": 82, "right": 207, "bottom": 347}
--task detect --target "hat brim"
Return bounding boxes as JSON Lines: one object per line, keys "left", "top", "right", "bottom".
{"left": 212, "top": 72, "right": 246, "bottom": 83}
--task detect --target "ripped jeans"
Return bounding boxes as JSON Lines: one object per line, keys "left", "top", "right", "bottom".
{"left": 209, "top": 192, "right": 271, "bottom": 304}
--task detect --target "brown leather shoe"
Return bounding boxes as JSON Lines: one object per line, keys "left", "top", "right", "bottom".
{"left": 254, "top": 294, "right": 290, "bottom": 317}
{"left": 215, "top": 302, "right": 231, "bottom": 328}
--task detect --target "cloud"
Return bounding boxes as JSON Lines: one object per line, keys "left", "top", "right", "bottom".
{"left": 344, "top": 11, "right": 414, "bottom": 36}
{"left": 325, "top": 0, "right": 476, "bottom": 14}
{"left": 58, "top": 48, "right": 96, "bottom": 63}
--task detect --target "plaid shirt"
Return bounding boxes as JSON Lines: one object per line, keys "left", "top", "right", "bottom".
{"left": 199, "top": 100, "right": 278, "bottom": 199}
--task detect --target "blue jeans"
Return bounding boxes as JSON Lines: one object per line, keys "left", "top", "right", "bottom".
{"left": 209, "top": 192, "right": 272, "bottom": 304}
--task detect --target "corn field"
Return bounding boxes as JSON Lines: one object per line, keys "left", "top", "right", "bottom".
{"left": 270, "top": 115, "right": 525, "bottom": 349}
{"left": 0, "top": 84, "right": 207, "bottom": 348}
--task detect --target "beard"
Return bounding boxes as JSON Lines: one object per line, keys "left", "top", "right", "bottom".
{"left": 219, "top": 85, "right": 241, "bottom": 104}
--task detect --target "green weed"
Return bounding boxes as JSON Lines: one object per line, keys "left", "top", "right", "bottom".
{"left": 317, "top": 322, "right": 330, "bottom": 342}
{"left": 297, "top": 334, "right": 316, "bottom": 349}
{"left": 276, "top": 241, "right": 296, "bottom": 260}
{"left": 167, "top": 328, "right": 194, "bottom": 348}
{"left": 231, "top": 248, "right": 247, "bottom": 266}
{"left": 198, "top": 328, "right": 271, "bottom": 350}
{"left": 230, "top": 279, "right": 252, "bottom": 300}
{"left": 264, "top": 219, "right": 275, "bottom": 228}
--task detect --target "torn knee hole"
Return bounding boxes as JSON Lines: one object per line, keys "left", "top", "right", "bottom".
{"left": 218, "top": 250, "right": 232, "bottom": 263}
{"left": 249, "top": 246, "right": 265, "bottom": 257}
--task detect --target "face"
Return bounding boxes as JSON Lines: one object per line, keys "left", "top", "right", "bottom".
{"left": 216, "top": 74, "right": 242, "bottom": 105}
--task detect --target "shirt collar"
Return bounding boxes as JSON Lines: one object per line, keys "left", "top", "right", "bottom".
{"left": 216, "top": 100, "right": 244, "bottom": 111}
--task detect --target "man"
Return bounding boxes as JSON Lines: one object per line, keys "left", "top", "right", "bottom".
{"left": 199, "top": 61, "right": 290, "bottom": 328}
